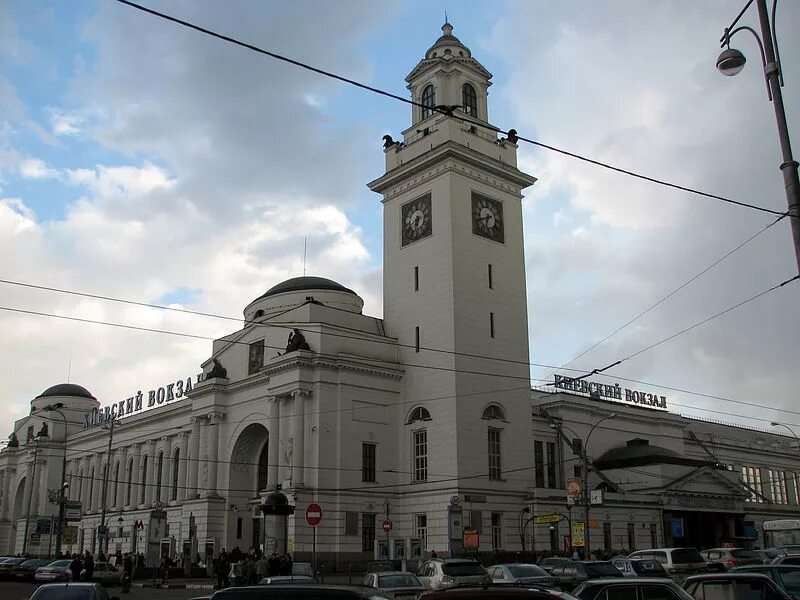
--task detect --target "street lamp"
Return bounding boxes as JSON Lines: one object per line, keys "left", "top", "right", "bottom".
{"left": 770, "top": 421, "right": 800, "bottom": 451}
{"left": 38, "top": 404, "right": 69, "bottom": 555}
{"left": 99, "top": 418, "right": 120, "bottom": 555}
{"left": 717, "top": 0, "right": 800, "bottom": 275}
{"left": 518, "top": 506, "right": 531, "bottom": 552}
{"left": 22, "top": 424, "right": 49, "bottom": 555}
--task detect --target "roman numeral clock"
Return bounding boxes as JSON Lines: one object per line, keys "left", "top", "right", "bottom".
{"left": 401, "top": 194, "right": 432, "bottom": 247}
{"left": 472, "top": 192, "right": 504, "bottom": 243}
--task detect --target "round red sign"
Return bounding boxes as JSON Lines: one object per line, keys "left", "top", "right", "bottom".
{"left": 305, "top": 503, "right": 323, "bottom": 527}
{"left": 382, "top": 518, "right": 393, "bottom": 533}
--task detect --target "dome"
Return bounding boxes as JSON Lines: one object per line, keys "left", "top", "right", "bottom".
{"left": 254, "top": 276, "right": 355, "bottom": 303}
{"left": 36, "top": 383, "right": 96, "bottom": 400}
{"left": 594, "top": 438, "right": 711, "bottom": 470}
{"left": 425, "top": 22, "right": 472, "bottom": 59}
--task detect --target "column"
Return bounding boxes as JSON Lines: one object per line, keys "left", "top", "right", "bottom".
{"left": 187, "top": 418, "right": 200, "bottom": 499}
{"left": 80, "top": 455, "right": 91, "bottom": 509}
{"left": 114, "top": 447, "right": 127, "bottom": 511}
{"left": 160, "top": 435, "right": 172, "bottom": 502}
{"left": 0, "top": 469, "right": 5, "bottom": 519}
{"left": 22, "top": 462, "right": 34, "bottom": 521}
{"left": 0, "top": 468, "right": 13, "bottom": 519}
{"left": 128, "top": 445, "right": 140, "bottom": 509}
{"left": 267, "top": 397, "right": 280, "bottom": 490}
{"left": 92, "top": 452, "right": 102, "bottom": 512}
{"left": 206, "top": 413, "right": 222, "bottom": 498}
{"left": 177, "top": 432, "right": 188, "bottom": 502}
{"left": 198, "top": 417, "right": 208, "bottom": 490}
{"left": 144, "top": 440, "right": 156, "bottom": 506}
{"left": 36, "top": 457, "right": 47, "bottom": 515}
{"left": 292, "top": 390, "right": 307, "bottom": 487}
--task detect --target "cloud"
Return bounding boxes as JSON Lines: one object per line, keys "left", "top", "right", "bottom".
{"left": 47, "top": 108, "right": 83, "bottom": 136}
{"left": 19, "top": 157, "right": 60, "bottom": 180}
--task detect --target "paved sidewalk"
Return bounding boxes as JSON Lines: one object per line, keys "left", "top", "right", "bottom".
{"left": 134, "top": 573, "right": 362, "bottom": 590}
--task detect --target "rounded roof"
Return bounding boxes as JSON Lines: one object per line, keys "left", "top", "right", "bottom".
{"left": 36, "top": 383, "right": 96, "bottom": 400}
{"left": 595, "top": 438, "right": 709, "bottom": 470}
{"left": 425, "top": 22, "right": 472, "bottom": 59}
{"left": 254, "top": 276, "right": 355, "bottom": 302}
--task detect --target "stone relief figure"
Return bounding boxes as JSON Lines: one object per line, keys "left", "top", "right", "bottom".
{"left": 285, "top": 328, "right": 311, "bottom": 353}
{"left": 7, "top": 432, "right": 18, "bottom": 448}
{"left": 206, "top": 358, "right": 228, "bottom": 379}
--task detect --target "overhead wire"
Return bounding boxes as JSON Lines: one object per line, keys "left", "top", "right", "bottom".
{"left": 113, "top": 0, "right": 785, "bottom": 218}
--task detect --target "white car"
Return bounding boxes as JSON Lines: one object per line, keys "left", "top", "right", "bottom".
{"left": 81, "top": 562, "right": 120, "bottom": 585}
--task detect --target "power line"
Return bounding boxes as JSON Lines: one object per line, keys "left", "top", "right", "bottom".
{"left": 113, "top": 0, "right": 785, "bottom": 218}
{"left": 573, "top": 274, "right": 800, "bottom": 379}
{"left": 546, "top": 213, "right": 788, "bottom": 380}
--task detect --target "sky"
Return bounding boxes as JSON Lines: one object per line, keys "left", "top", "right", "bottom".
{"left": 1, "top": 0, "right": 799, "bottom": 441}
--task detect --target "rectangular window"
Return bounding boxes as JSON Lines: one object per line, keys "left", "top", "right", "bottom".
{"left": 248, "top": 340, "right": 265, "bottom": 375}
{"left": 488, "top": 264, "right": 493, "bottom": 289}
{"left": 793, "top": 473, "right": 800, "bottom": 505}
{"left": 345, "top": 511, "right": 359, "bottom": 536}
{"left": 627, "top": 522, "right": 635, "bottom": 551}
{"left": 546, "top": 442, "right": 557, "bottom": 489}
{"left": 650, "top": 523, "right": 657, "bottom": 548}
{"left": 534, "top": 441, "right": 544, "bottom": 488}
{"left": 488, "top": 428, "right": 502, "bottom": 480}
{"left": 572, "top": 438, "right": 583, "bottom": 457}
{"left": 467, "top": 509, "right": 483, "bottom": 533}
{"left": 362, "top": 513, "right": 376, "bottom": 552}
{"left": 491, "top": 512, "right": 502, "bottom": 550}
{"left": 489, "top": 312, "right": 495, "bottom": 338}
{"left": 742, "top": 466, "right": 765, "bottom": 503}
{"left": 414, "top": 266, "right": 419, "bottom": 291}
{"left": 603, "top": 522, "right": 612, "bottom": 550}
{"left": 549, "top": 526, "right": 559, "bottom": 551}
{"left": 415, "top": 514, "right": 428, "bottom": 550}
{"left": 768, "top": 470, "right": 789, "bottom": 504}
{"left": 362, "top": 443, "right": 376, "bottom": 483}
{"left": 574, "top": 464, "right": 582, "bottom": 478}
{"left": 236, "top": 517, "right": 243, "bottom": 539}
{"left": 413, "top": 429, "right": 428, "bottom": 482}
{"left": 415, "top": 326, "right": 420, "bottom": 353}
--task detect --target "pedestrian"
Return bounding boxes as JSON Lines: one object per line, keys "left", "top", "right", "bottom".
{"left": 84, "top": 551, "right": 95, "bottom": 581}
{"left": 160, "top": 554, "right": 171, "bottom": 584}
{"left": 256, "top": 553, "right": 269, "bottom": 581}
{"left": 98, "top": 550, "right": 106, "bottom": 563}
{"left": 70, "top": 554, "right": 82, "bottom": 582}
{"left": 268, "top": 552, "right": 279, "bottom": 577}
{"left": 246, "top": 555, "right": 257, "bottom": 585}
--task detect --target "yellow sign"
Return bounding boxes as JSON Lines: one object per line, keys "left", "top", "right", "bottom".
{"left": 588, "top": 519, "right": 599, "bottom": 528}
{"left": 571, "top": 522, "right": 585, "bottom": 547}
{"left": 62, "top": 525, "right": 78, "bottom": 545}
{"left": 534, "top": 514, "right": 562, "bottom": 525}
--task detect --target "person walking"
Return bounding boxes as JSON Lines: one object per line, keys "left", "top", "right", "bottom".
{"left": 256, "top": 554, "right": 269, "bottom": 582}
{"left": 70, "top": 554, "right": 82, "bottom": 582}
{"left": 83, "top": 551, "right": 95, "bottom": 582}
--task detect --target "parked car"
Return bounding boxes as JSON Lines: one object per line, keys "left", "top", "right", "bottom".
{"left": 550, "top": 562, "right": 623, "bottom": 591}
{"left": 209, "top": 584, "right": 395, "bottom": 600}
{"left": 293, "top": 562, "right": 316, "bottom": 579}
{"left": 367, "top": 561, "right": 399, "bottom": 573}
{"left": 775, "top": 557, "right": 800, "bottom": 567}
{"left": 733, "top": 565, "right": 800, "bottom": 598}
{"left": 259, "top": 575, "right": 316, "bottom": 585}
{"left": 572, "top": 577, "right": 694, "bottom": 600}
{"left": 781, "top": 547, "right": 800, "bottom": 556}
{"left": 488, "top": 563, "right": 556, "bottom": 586}
{"left": 363, "top": 571, "right": 426, "bottom": 599}
{"left": 700, "top": 548, "right": 762, "bottom": 571}
{"left": 29, "top": 582, "right": 119, "bottom": 600}
{"left": 611, "top": 558, "right": 668, "bottom": 578}
{"left": 0, "top": 557, "right": 27, "bottom": 578}
{"left": 540, "top": 558, "right": 573, "bottom": 574}
{"left": 35, "top": 559, "right": 74, "bottom": 582}
{"left": 418, "top": 585, "right": 581, "bottom": 600}
{"left": 415, "top": 558, "right": 490, "bottom": 590}
{"left": 12, "top": 558, "right": 53, "bottom": 581}
{"left": 628, "top": 548, "right": 708, "bottom": 574}
{"left": 758, "top": 550, "right": 788, "bottom": 565}
{"left": 81, "top": 561, "right": 120, "bottom": 585}
{"left": 683, "top": 572, "right": 792, "bottom": 600}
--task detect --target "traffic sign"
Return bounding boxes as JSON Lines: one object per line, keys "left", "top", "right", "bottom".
{"left": 305, "top": 503, "right": 323, "bottom": 527}
{"left": 382, "top": 519, "right": 393, "bottom": 533}
{"left": 534, "top": 514, "right": 562, "bottom": 525}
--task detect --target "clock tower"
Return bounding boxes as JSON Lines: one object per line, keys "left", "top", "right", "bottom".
{"left": 368, "top": 22, "right": 536, "bottom": 512}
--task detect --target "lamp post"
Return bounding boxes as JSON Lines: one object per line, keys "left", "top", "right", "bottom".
{"left": 770, "top": 421, "right": 800, "bottom": 452}
{"left": 99, "top": 418, "right": 119, "bottom": 555}
{"left": 717, "top": 0, "right": 800, "bottom": 275}
{"left": 40, "top": 404, "right": 69, "bottom": 555}
{"left": 22, "top": 424, "right": 49, "bottom": 555}
{"left": 518, "top": 506, "right": 531, "bottom": 552}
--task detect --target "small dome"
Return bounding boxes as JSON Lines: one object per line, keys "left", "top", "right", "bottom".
{"left": 425, "top": 21, "right": 472, "bottom": 59}
{"left": 36, "top": 383, "right": 96, "bottom": 400}
{"left": 254, "top": 276, "right": 355, "bottom": 303}
{"left": 595, "top": 438, "right": 710, "bottom": 470}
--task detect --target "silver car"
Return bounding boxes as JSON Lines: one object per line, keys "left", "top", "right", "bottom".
{"left": 81, "top": 562, "right": 121, "bottom": 585}
{"left": 362, "top": 571, "right": 425, "bottom": 599}
{"left": 415, "top": 558, "right": 490, "bottom": 590}
{"left": 612, "top": 558, "right": 668, "bottom": 577}
{"left": 488, "top": 563, "right": 556, "bottom": 586}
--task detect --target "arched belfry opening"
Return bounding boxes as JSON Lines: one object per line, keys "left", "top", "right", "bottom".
{"left": 227, "top": 422, "right": 270, "bottom": 552}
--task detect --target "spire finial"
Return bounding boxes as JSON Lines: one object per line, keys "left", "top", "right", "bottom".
{"left": 442, "top": 15, "right": 453, "bottom": 37}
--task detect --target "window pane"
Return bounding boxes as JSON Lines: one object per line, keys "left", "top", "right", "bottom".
{"left": 362, "top": 443, "right": 376, "bottom": 483}
{"left": 534, "top": 441, "right": 544, "bottom": 488}
{"left": 641, "top": 585, "right": 680, "bottom": 600}
{"left": 414, "top": 430, "right": 428, "bottom": 481}
{"left": 605, "top": 587, "right": 639, "bottom": 600}
{"left": 488, "top": 429, "right": 501, "bottom": 480}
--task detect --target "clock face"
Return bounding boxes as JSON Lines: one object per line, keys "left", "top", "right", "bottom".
{"left": 472, "top": 193, "right": 504, "bottom": 243}
{"left": 401, "top": 194, "right": 432, "bottom": 247}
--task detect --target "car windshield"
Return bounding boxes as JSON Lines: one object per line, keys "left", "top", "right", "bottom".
{"left": 47, "top": 560, "right": 72, "bottom": 567}
{"left": 732, "top": 550, "right": 759, "bottom": 559}
{"left": 631, "top": 561, "right": 665, "bottom": 574}
{"left": 509, "top": 565, "right": 549, "bottom": 577}
{"left": 442, "top": 563, "right": 486, "bottom": 576}
{"left": 585, "top": 563, "right": 621, "bottom": 577}
{"left": 671, "top": 549, "right": 704, "bottom": 564}
{"left": 378, "top": 574, "right": 420, "bottom": 587}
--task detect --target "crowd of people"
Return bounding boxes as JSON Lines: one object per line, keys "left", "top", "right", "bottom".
{"left": 214, "top": 546, "right": 295, "bottom": 588}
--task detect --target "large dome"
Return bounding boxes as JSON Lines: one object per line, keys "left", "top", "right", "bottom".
{"left": 595, "top": 438, "right": 711, "bottom": 470}
{"left": 254, "top": 276, "right": 355, "bottom": 303}
{"left": 36, "top": 383, "right": 96, "bottom": 400}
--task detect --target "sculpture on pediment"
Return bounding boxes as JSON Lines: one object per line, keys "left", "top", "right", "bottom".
{"left": 206, "top": 358, "right": 228, "bottom": 380}
{"left": 6, "top": 432, "right": 18, "bottom": 448}
{"left": 285, "top": 328, "right": 311, "bottom": 353}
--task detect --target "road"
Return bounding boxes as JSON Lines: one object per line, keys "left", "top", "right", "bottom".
{"left": 0, "top": 580, "right": 204, "bottom": 600}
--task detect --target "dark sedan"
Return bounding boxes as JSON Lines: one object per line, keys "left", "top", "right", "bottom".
{"left": 733, "top": 565, "right": 800, "bottom": 599}
{"left": 12, "top": 558, "right": 53, "bottom": 581}
{"left": 684, "top": 572, "right": 792, "bottom": 600}
{"left": 489, "top": 564, "right": 556, "bottom": 587}
{"left": 573, "top": 577, "right": 693, "bottom": 600}
{"left": 0, "top": 557, "right": 27, "bottom": 578}
{"left": 550, "top": 562, "right": 623, "bottom": 591}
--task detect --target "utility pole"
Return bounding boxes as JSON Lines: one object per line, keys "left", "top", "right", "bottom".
{"left": 583, "top": 446, "right": 591, "bottom": 555}
{"left": 99, "top": 418, "right": 116, "bottom": 555}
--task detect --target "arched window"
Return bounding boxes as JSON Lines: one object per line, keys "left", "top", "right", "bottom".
{"left": 462, "top": 83, "right": 478, "bottom": 118}
{"left": 126, "top": 459, "right": 133, "bottom": 506}
{"left": 257, "top": 443, "right": 269, "bottom": 492}
{"left": 171, "top": 448, "right": 180, "bottom": 501}
{"left": 407, "top": 406, "right": 432, "bottom": 424}
{"left": 482, "top": 404, "right": 506, "bottom": 420}
{"left": 156, "top": 452, "right": 164, "bottom": 501}
{"left": 139, "top": 456, "right": 148, "bottom": 505}
{"left": 421, "top": 85, "right": 435, "bottom": 119}
{"left": 112, "top": 462, "right": 120, "bottom": 507}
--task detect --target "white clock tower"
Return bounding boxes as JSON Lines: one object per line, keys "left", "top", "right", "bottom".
{"left": 368, "top": 22, "right": 537, "bottom": 539}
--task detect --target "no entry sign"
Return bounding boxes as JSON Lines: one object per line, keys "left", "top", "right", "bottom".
{"left": 382, "top": 519, "right": 393, "bottom": 533}
{"left": 305, "top": 503, "right": 323, "bottom": 527}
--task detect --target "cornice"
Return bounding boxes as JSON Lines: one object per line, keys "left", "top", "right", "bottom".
{"left": 264, "top": 352, "right": 404, "bottom": 381}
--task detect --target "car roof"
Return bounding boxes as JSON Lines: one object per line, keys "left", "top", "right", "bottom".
{"left": 419, "top": 586, "right": 566, "bottom": 598}
{"left": 736, "top": 565, "right": 800, "bottom": 570}
{"left": 685, "top": 573, "right": 775, "bottom": 581}
{"left": 491, "top": 564, "right": 543, "bottom": 568}
{"left": 374, "top": 572, "right": 418, "bottom": 576}
{"left": 213, "top": 584, "right": 389, "bottom": 596}
{"left": 37, "top": 583, "right": 99, "bottom": 588}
